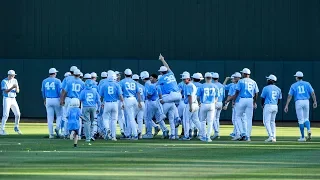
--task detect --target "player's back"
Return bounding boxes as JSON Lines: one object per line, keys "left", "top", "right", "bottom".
{"left": 183, "top": 82, "right": 197, "bottom": 104}
{"left": 158, "top": 71, "right": 179, "bottom": 94}
{"left": 42, "top": 77, "right": 61, "bottom": 98}
{"left": 68, "top": 107, "right": 81, "bottom": 130}
{"left": 80, "top": 88, "right": 99, "bottom": 107}
{"left": 261, "top": 85, "right": 282, "bottom": 105}
{"left": 289, "top": 81, "right": 314, "bottom": 101}
{"left": 100, "top": 80, "right": 121, "bottom": 102}
{"left": 136, "top": 82, "right": 145, "bottom": 101}
{"left": 65, "top": 78, "right": 85, "bottom": 98}
{"left": 120, "top": 78, "right": 138, "bottom": 98}
{"left": 197, "top": 83, "right": 217, "bottom": 104}
{"left": 62, "top": 75, "right": 74, "bottom": 89}
{"left": 145, "top": 83, "right": 158, "bottom": 101}
{"left": 237, "top": 78, "right": 259, "bottom": 98}
{"left": 214, "top": 82, "right": 225, "bottom": 102}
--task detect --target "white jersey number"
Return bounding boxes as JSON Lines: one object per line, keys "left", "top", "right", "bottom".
{"left": 108, "top": 86, "right": 114, "bottom": 94}
{"left": 72, "top": 83, "right": 81, "bottom": 92}
{"left": 245, "top": 82, "right": 253, "bottom": 91}
{"left": 86, "top": 93, "right": 94, "bottom": 102}
{"left": 271, "top": 91, "right": 278, "bottom": 100}
{"left": 125, "top": 82, "right": 136, "bottom": 90}
{"left": 164, "top": 75, "right": 176, "bottom": 84}
{"left": 45, "top": 82, "right": 55, "bottom": 90}
{"left": 297, "top": 86, "right": 305, "bottom": 94}
{"left": 204, "top": 88, "right": 215, "bottom": 96}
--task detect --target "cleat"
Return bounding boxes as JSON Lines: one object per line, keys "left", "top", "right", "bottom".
{"left": 70, "top": 131, "right": 75, "bottom": 140}
{"left": 138, "top": 132, "right": 142, "bottom": 139}
{"left": 154, "top": 126, "right": 160, "bottom": 137}
{"left": 49, "top": 135, "right": 55, "bottom": 139}
{"left": 239, "top": 136, "right": 246, "bottom": 141}
{"left": 0, "top": 129, "right": 8, "bottom": 135}
{"left": 120, "top": 135, "right": 131, "bottom": 140}
{"left": 169, "top": 135, "right": 176, "bottom": 140}
{"left": 193, "top": 129, "right": 198, "bottom": 138}
{"left": 78, "top": 136, "right": 81, "bottom": 140}
{"left": 272, "top": 138, "right": 276, "bottom": 143}
{"left": 206, "top": 137, "right": 212, "bottom": 142}
{"left": 265, "top": 137, "right": 273, "bottom": 142}
{"left": 54, "top": 129, "right": 61, "bottom": 138}
{"left": 246, "top": 137, "right": 251, "bottom": 142}
{"left": 175, "top": 135, "right": 179, "bottom": 139}
{"left": 179, "top": 136, "right": 191, "bottom": 141}
{"left": 211, "top": 134, "right": 220, "bottom": 140}
{"left": 111, "top": 138, "right": 117, "bottom": 141}
{"left": 120, "top": 131, "right": 125, "bottom": 136}
{"left": 85, "top": 140, "right": 90, "bottom": 143}
{"left": 91, "top": 137, "right": 96, "bottom": 141}
{"left": 200, "top": 137, "right": 207, "bottom": 142}
{"left": 88, "top": 143, "right": 92, "bottom": 146}
{"left": 163, "top": 130, "right": 169, "bottom": 139}
{"left": 131, "top": 136, "right": 138, "bottom": 140}
{"left": 307, "top": 132, "right": 312, "bottom": 141}
{"left": 142, "top": 134, "right": 154, "bottom": 139}
{"left": 232, "top": 136, "right": 241, "bottom": 141}
{"left": 230, "top": 133, "right": 235, "bottom": 137}
{"left": 298, "top": 137, "right": 306, "bottom": 142}
{"left": 188, "top": 129, "right": 193, "bottom": 139}
{"left": 14, "top": 127, "right": 22, "bottom": 135}
{"left": 174, "top": 117, "right": 181, "bottom": 128}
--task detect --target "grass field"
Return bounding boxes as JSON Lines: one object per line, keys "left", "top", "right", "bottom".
{"left": 0, "top": 123, "right": 320, "bottom": 180}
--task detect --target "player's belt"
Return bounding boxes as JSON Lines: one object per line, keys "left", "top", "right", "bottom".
{"left": 147, "top": 99, "right": 157, "bottom": 101}
{"left": 124, "top": 96, "right": 134, "bottom": 98}
{"left": 105, "top": 100, "right": 117, "bottom": 102}
{"left": 240, "top": 97, "right": 253, "bottom": 99}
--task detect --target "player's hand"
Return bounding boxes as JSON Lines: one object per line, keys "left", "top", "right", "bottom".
{"left": 189, "top": 106, "right": 193, "bottom": 112}
{"left": 160, "top": 99, "right": 165, "bottom": 104}
{"left": 284, "top": 106, "right": 288, "bottom": 113}
{"left": 226, "top": 77, "right": 230, "bottom": 80}
{"left": 138, "top": 102, "right": 142, "bottom": 108}
{"left": 159, "top": 53, "right": 164, "bottom": 61}
{"left": 254, "top": 103, "right": 257, "bottom": 109}
{"left": 12, "top": 84, "right": 17, "bottom": 88}
{"left": 313, "top": 102, "right": 317, "bottom": 109}
{"left": 223, "top": 105, "right": 228, "bottom": 110}
{"left": 60, "top": 100, "right": 65, "bottom": 106}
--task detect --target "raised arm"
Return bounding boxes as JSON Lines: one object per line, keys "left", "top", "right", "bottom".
{"left": 159, "top": 54, "right": 171, "bottom": 71}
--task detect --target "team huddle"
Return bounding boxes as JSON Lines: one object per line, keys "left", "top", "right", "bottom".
{"left": 0, "top": 55, "right": 317, "bottom": 147}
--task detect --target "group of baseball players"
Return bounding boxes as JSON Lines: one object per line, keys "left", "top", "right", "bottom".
{"left": 0, "top": 55, "right": 317, "bottom": 147}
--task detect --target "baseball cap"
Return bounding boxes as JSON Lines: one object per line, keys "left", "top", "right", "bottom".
{"left": 181, "top": 72, "right": 190, "bottom": 79}
{"left": 107, "top": 72, "right": 116, "bottom": 81}
{"left": 240, "top": 68, "right": 251, "bottom": 75}
{"left": 64, "top": 72, "right": 71, "bottom": 77}
{"left": 124, "top": 69, "right": 132, "bottom": 75}
{"left": 115, "top": 71, "right": 121, "bottom": 75}
{"left": 80, "top": 72, "right": 83, "bottom": 77}
{"left": 212, "top": 72, "right": 219, "bottom": 79}
{"left": 49, "top": 68, "right": 58, "bottom": 74}
{"left": 266, "top": 74, "right": 277, "bottom": 81}
{"left": 230, "top": 74, "right": 235, "bottom": 79}
{"left": 180, "top": 71, "right": 189, "bottom": 75}
{"left": 132, "top": 74, "right": 139, "bottom": 80}
{"left": 84, "top": 73, "right": 92, "bottom": 79}
{"left": 140, "top": 71, "right": 150, "bottom": 80}
{"left": 91, "top": 72, "right": 98, "bottom": 78}
{"left": 158, "top": 66, "right": 168, "bottom": 72}
{"left": 101, "top": 71, "right": 108, "bottom": 78}
{"left": 233, "top": 72, "right": 242, "bottom": 78}
{"left": 8, "top": 70, "right": 17, "bottom": 75}
{"left": 204, "top": 72, "right": 213, "bottom": 78}
{"left": 294, "top": 71, "right": 304, "bottom": 77}
{"left": 192, "top": 73, "right": 203, "bottom": 80}
{"left": 74, "top": 69, "right": 81, "bottom": 75}
{"left": 70, "top": 66, "right": 78, "bottom": 72}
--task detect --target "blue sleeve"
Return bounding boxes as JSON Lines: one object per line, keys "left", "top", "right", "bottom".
{"left": 1, "top": 80, "right": 7, "bottom": 90}
{"left": 157, "top": 86, "right": 162, "bottom": 95}
{"left": 235, "top": 82, "right": 241, "bottom": 91}
{"left": 41, "top": 81, "right": 45, "bottom": 98}
{"left": 117, "top": 84, "right": 122, "bottom": 96}
{"left": 196, "top": 87, "right": 202, "bottom": 97}
{"left": 288, "top": 85, "right": 294, "bottom": 96}
{"left": 260, "top": 88, "right": 266, "bottom": 98}
{"left": 57, "top": 79, "right": 62, "bottom": 95}
{"left": 225, "top": 84, "right": 231, "bottom": 91}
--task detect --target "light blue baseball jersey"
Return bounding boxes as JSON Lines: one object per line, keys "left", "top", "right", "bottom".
{"left": 62, "top": 76, "right": 74, "bottom": 90}
{"left": 98, "top": 79, "right": 108, "bottom": 92}
{"left": 193, "top": 82, "right": 202, "bottom": 88}
{"left": 228, "top": 83, "right": 240, "bottom": 103}
{"left": 261, "top": 85, "right": 282, "bottom": 105}
{"left": 1, "top": 78, "right": 19, "bottom": 98}
{"left": 119, "top": 78, "right": 139, "bottom": 98}
{"left": 183, "top": 82, "right": 197, "bottom": 104}
{"left": 197, "top": 83, "right": 218, "bottom": 104}
{"left": 136, "top": 82, "right": 145, "bottom": 101}
{"left": 235, "top": 78, "right": 259, "bottom": 98}
{"left": 288, "top": 80, "right": 314, "bottom": 101}
{"left": 225, "top": 83, "right": 234, "bottom": 91}
{"left": 67, "top": 107, "right": 81, "bottom": 130}
{"left": 79, "top": 87, "right": 101, "bottom": 107}
{"left": 99, "top": 80, "right": 122, "bottom": 102}
{"left": 158, "top": 70, "right": 180, "bottom": 95}
{"left": 214, "top": 82, "right": 225, "bottom": 102}
{"left": 91, "top": 82, "right": 98, "bottom": 92}
{"left": 41, "top": 77, "right": 62, "bottom": 98}
{"left": 145, "top": 82, "right": 159, "bottom": 101}
{"left": 64, "top": 78, "right": 85, "bottom": 98}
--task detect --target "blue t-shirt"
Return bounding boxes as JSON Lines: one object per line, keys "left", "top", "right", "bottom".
{"left": 79, "top": 87, "right": 101, "bottom": 107}
{"left": 41, "top": 77, "right": 62, "bottom": 98}
{"left": 157, "top": 70, "right": 180, "bottom": 94}
{"left": 67, "top": 107, "right": 81, "bottom": 130}
{"left": 136, "top": 82, "right": 145, "bottom": 102}
{"left": 197, "top": 83, "right": 218, "bottom": 104}
{"left": 228, "top": 83, "right": 240, "bottom": 103}
{"left": 145, "top": 82, "right": 159, "bottom": 101}
{"left": 119, "top": 78, "right": 139, "bottom": 98}
{"left": 235, "top": 78, "right": 259, "bottom": 98}
{"left": 288, "top": 80, "right": 314, "bottom": 101}
{"left": 261, "top": 85, "right": 282, "bottom": 105}
{"left": 99, "top": 80, "right": 122, "bottom": 102}
{"left": 64, "top": 78, "right": 85, "bottom": 98}
{"left": 214, "top": 82, "right": 225, "bottom": 102}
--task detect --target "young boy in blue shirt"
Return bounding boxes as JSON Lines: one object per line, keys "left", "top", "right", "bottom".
{"left": 68, "top": 98, "right": 82, "bottom": 148}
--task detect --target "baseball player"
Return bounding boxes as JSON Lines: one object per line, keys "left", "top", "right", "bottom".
{"left": 261, "top": 75, "right": 282, "bottom": 142}
{"left": 91, "top": 72, "right": 98, "bottom": 83}
{"left": 211, "top": 72, "right": 225, "bottom": 139}
{"left": 142, "top": 72, "right": 168, "bottom": 139}
{"left": 67, "top": 98, "right": 81, "bottom": 148}
{"left": 190, "top": 73, "right": 203, "bottom": 138}
{"left": 225, "top": 68, "right": 259, "bottom": 141}
{"left": 177, "top": 72, "right": 188, "bottom": 138}
{"left": 284, "top": 71, "right": 317, "bottom": 142}
{"left": 0, "top": 70, "right": 21, "bottom": 135}
{"left": 41, "top": 68, "right": 62, "bottom": 138}
{"left": 180, "top": 72, "right": 200, "bottom": 140}
{"left": 119, "top": 69, "right": 142, "bottom": 140}
{"left": 115, "top": 70, "right": 126, "bottom": 136}
{"left": 132, "top": 74, "right": 145, "bottom": 139}
{"left": 100, "top": 72, "right": 124, "bottom": 141}
{"left": 197, "top": 72, "right": 218, "bottom": 142}
{"left": 79, "top": 79, "right": 101, "bottom": 143}
{"left": 60, "top": 69, "right": 85, "bottom": 138}
{"left": 83, "top": 73, "right": 91, "bottom": 81}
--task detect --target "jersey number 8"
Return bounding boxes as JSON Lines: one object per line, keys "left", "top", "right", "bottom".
{"left": 108, "top": 86, "right": 114, "bottom": 94}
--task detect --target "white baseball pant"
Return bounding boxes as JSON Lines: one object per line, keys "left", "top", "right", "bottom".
{"left": 118, "top": 101, "right": 125, "bottom": 133}
{"left": 145, "top": 100, "right": 167, "bottom": 133}
{"left": 295, "top": 100, "right": 310, "bottom": 124}
{"left": 231, "top": 107, "right": 240, "bottom": 136}
{"left": 162, "top": 102, "right": 175, "bottom": 136}
{"left": 1, "top": 97, "right": 21, "bottom": 130}
{"left": 135, "top": 101, "right": 145, "bottom": 134}
{"left": 182, "top": 103, "right": 200, "bottom": 138}
{"left": 263, "top": 104, "right": 278, "bottom": 139}
{"left": 63, "top": 97, "right": 71, "bottom": 136}
{"left": 235, "top": 98, "right": 253, "bottom": 137}
{"left": 213, "top": 102, "right": 223, "bottom": 135}
{"left": 45, "top": 98, "right": 62, "bottom": 136}
{"left": 199, "top": 103, "right": 215, "bottom": 138}
{"left": 124, "top": 97, "right": 138, "bottom": 137}
{"left": 162, "top": 92, "right": 181, "bottom": 120}
{"left": 103, "top": 101, "right": 118, "bottom": 138}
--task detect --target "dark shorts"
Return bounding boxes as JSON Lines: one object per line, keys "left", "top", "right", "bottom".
{"left": 69, "top": 129, "right": 79, "bottom": 135}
